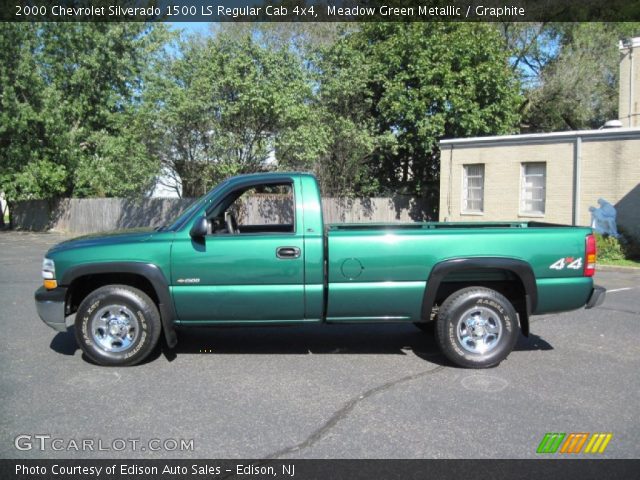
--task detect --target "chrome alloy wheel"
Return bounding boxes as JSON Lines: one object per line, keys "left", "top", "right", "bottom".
{"left": 456, "top": 306, "right": 503, "bottom": 354}
{"left": 90, "top": 305, "right": 140, "bottom": 353}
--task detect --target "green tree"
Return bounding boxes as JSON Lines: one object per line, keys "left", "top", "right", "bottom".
{"left": 214, "top": 21, "right": 347, "bottom": 52}
{"left": 145, "top": 33, "right": 318, "bottom": 197}
{"left": 301, "top": 32, "right": 379, "bottom": 196}
{"left": 37, "top": 23, "right": 169, "bottom": 197}
{"left": 261, "top": 23, "right": 521, "bottom": 199}
{"left": 0, "top": 22, "right": 169, "bottom": 217}
{"left": 0, "top": 23, "right": 61, "bottom": 210}
{"left": 346, "top": 23, "right": 522, "bottom": 205}
{"left": 513, "top": 23, "right": 640, "bottom": 131}
{"left": 210, "top": 22, "right": 374, "bottom": 197}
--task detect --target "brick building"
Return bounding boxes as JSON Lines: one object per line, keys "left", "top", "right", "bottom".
{"left": 439, "top": 38, "right": 640, "bottom": 241}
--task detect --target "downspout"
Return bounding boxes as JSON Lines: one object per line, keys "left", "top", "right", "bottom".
{"left": 629, "top": 44, "right": 634, "bottom": 127}
{"left": 573, "top": 135, "right": 582, "bottom": 226}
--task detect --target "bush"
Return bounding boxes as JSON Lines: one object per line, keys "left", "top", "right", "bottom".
{"left": 595, "top": 231, "right": 640, "bottom": 262}
{"left": 595, "top": 234, "right": 625, "bottom": 262}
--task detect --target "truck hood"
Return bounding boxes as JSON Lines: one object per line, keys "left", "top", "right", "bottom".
{"left": 47, "top": 228, "right": 156, "bottom": 255}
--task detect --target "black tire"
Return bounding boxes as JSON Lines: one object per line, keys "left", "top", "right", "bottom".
{"left": 75, "top": 285, "right": 161, "bottom": 366}
{"left": 414, "top": 322, "right": 435, "bottom": 334}
{"left": 434, "top": 287, "right": 519, "bottom": 369}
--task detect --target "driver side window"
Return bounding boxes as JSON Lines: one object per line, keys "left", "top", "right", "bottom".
{"left": 210, "top": 182, "right": 295, "bottom": 235}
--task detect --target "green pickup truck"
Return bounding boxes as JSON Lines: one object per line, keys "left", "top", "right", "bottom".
{"left": 35, "top": 172, "right": 605, "bottom": 368}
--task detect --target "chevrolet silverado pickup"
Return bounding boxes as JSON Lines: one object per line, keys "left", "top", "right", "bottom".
{"left": 35, "top": 172, "right": 605, "bottom": 368}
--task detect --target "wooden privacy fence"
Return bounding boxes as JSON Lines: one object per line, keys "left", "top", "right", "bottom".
{"left": 12, "top": 196, "right": 434, "bottom": 235}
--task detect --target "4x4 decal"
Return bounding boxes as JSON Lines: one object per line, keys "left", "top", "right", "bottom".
{"left": 550, "top": 257, "right": 583, "bottom": 270}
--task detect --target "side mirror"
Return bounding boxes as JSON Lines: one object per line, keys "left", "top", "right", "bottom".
{"left": 189, "top": 216, "right": 209, "bottom": 239}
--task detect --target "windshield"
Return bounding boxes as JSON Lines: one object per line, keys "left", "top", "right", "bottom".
{"left": 164, "top": 179, "right": 231, "bottom": 231}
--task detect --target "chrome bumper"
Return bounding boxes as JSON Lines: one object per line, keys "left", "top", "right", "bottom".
{"left": 34, "top": 286, "right": 67, "bottom": 332}
{"left": 585, "top": 285, "right": 606, "bottom": 309}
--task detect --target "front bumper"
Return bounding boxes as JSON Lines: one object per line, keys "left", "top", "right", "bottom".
{"left": 35, "top": 286, "right": 68, "bottom": 332}
{"left": 585, "top": 285, "right": 606, "bottom": 309}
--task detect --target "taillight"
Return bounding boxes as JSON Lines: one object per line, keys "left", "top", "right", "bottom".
{"left": 585, "top": 234, "right": 596, "bottom": 277}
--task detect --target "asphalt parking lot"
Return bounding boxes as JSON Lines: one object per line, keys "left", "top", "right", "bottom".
{"left": 0, "top": 231, "right": 638, "bottom": 459}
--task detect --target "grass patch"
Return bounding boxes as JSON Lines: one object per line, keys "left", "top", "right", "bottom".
{"left": 598, "top": 258, "right": 640, "bottom": 268}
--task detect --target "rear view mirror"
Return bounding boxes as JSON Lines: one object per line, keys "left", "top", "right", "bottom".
{"left": 189, "top": 216, "right": 209, "bottom": 239}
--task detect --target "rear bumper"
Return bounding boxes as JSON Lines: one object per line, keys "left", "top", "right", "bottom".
{"left": 34, "top": 286, "right": 68, "bottom": 332}
{"left": 585, "top": 285, "right": 606, "bottom": 309}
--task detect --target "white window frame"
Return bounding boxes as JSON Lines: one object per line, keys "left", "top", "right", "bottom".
{"left": 461, "top": 164, "right": 485, "bottom": 214}
{"left": 520, "top": 162, "right": 546, "bottom": 216}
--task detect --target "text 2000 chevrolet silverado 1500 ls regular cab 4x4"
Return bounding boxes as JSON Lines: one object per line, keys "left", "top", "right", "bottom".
{"left": 35, "top": 172, "right": 605, "bottom": 368}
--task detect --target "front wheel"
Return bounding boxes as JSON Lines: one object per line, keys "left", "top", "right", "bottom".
{"left": 434, "top": 287, "right": 519, "bottom": 368}
{"left": 75, "top": 285, "right": 161, "bottom": 366}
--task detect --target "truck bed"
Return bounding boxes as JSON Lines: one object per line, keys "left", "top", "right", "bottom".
{"left": 325, "top": 221, "right": 594, "bottom": 321}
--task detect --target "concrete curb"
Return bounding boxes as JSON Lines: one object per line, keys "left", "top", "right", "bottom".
{"left": 597, "top": 264, "right": 640, "bottom": 272}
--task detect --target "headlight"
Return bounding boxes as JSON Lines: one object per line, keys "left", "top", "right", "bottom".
{"left": 42, "top": 258, "right": 57, "bottom": 289}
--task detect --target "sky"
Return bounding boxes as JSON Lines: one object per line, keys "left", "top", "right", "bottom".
{"left": 168, "top": 22, "right": 213, "bottom": 36}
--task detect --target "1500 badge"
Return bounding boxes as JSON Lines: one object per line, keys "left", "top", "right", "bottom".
{"left": 550, "top": 257, "right": 583, "bottom": 270}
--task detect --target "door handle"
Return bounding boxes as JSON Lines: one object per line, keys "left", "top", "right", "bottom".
{"left": 276, "top": 246, "right": 301, "bottom": 259}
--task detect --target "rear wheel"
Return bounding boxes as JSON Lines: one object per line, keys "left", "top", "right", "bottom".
{"left": 434, "top": 287, "right": 519, "bottom": 368}
{"left": 75, "top": 285, "right": 161, "bottom": 366}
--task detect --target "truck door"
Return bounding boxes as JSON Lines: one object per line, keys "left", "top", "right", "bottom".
{"left": 171, "top": 179, "right": 306, "bottom": 323}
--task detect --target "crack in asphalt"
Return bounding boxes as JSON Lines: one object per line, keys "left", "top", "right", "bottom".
{"left": 216, "top": 361, "right": 446, "bottom": 479}
{"left": 265, "top": 363, "right": 446, "bottom": 459}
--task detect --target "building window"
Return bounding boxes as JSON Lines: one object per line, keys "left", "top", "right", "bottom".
{"left": 521, "top": 163, "right": 546, "bottom": 215}
{"left": 462, "top": 164, "right": 484, "bottom": 213}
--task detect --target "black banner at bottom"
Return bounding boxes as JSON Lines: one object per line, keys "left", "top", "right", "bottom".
{"left": 2, "top": 459, "right": 639, "bottom": 480}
